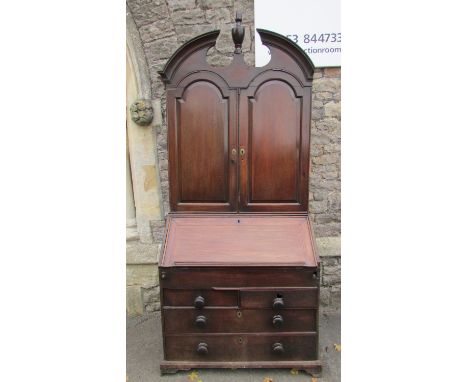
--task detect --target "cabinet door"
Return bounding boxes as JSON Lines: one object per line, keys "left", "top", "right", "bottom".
{"left": 167, "top": 75, "right": 238, "bottom": 212}
{"left": 239, "top": 74, "right": 311, "bottom": 212}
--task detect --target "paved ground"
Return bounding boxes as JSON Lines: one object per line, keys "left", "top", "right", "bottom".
{"left": 127, "top": 311, "right": 340, "bottom": 382}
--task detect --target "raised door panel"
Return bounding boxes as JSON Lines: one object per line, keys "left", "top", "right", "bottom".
{"left": 239, "top": 77, "right": 311, "bottom": 212}
{"left": 167, "top": 78, "right": 237, "bottom": 212}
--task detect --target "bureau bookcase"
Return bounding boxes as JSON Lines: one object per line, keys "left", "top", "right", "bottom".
{"left": 157, "top": 13, "right": 321, "bottom": 376}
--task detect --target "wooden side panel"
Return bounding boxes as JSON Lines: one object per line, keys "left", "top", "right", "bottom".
{"left": 167, "top": 80, "right": 237, "bottom": 212}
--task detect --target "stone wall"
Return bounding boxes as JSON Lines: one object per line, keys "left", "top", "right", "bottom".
{"left": 310, "top": 67, "right": 341, "bottom": 237}
{"left": 316, "top": 237, "right": 341, "bottom": 313}
{"left": 126, "top": 241, "right": 161, "bottom": 315}
{"left": 126, "top": 0, "right": 341, "bottom": 314}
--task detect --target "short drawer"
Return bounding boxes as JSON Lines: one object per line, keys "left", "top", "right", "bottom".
{"left": 240, "top": 288, "right": 318, "bottom": 309}
{"left": 163, "top": 289, "right": 238, "bottom": 308}
{"left": 163, "top": 308, "right": 317, "bottom": 334}
{"left": 164, "top": 333, "right": 318, "bottom": 362}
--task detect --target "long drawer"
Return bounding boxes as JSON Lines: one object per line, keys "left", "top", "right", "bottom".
{"left": 159, "top": 267, "right": 319, "bottom": 289}
{"left": 164, "top": 333, "right": 318, "bottom": 361}
{"left": 163, "top": 308, "right": 317, "bottom": 334}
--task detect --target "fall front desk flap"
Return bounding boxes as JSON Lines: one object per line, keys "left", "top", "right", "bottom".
{"left": 161, "top": 215, "right": 319, "bottom": 267}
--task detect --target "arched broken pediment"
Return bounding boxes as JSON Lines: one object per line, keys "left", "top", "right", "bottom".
{"left": 158, "top": 14, "right": 314, "bottom": 89}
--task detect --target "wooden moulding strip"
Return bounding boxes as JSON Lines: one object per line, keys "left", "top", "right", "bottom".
{"left": 164, "top": 331, "right": 318, "bottom": 337}
{"left": 212, "top": 286, "right": 318, "bottom": 291}
{"left": 160, "top": 360, "right": 322, "bottom": 372}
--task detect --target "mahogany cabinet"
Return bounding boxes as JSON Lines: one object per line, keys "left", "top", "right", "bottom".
{"left": 157, "top": 13, "right": 321, "bottom": 376}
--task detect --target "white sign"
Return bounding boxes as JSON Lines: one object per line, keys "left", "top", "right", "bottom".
{"left": 254, "top": 0, "right": 341, "bottom": 68}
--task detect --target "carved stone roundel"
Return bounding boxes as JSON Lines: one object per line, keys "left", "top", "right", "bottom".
{"left": 130, "top": 99, "right": 153, "bottom": 126}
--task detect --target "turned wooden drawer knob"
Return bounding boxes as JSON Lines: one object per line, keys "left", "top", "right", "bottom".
{"left": 272, "top": 297, "right": 284, "bottom": 309}
{"left": 194, "top": 296, "right": 205, "bottom": 309}
{"left": 272, "top": 314, "right": 284, "bottom": 328}
{"left": 197, "top": 342, "right": 208, "bottom": 355}
{"left": 272, "top": 342, "right": 284, "bottom": 355}
{"left": 195, "top": 315, "right": 207, "bottom": 328}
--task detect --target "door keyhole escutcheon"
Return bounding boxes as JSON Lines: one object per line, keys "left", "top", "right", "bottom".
{"left": 239, "top": 148, "right": 245, "bottom": 158}
{"left": 231, "top": 148, "right": 237, "bottom": 163}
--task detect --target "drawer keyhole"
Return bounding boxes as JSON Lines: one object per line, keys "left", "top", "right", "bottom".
{"left": 236, "top": 311, "right": 242, "bottom": 318}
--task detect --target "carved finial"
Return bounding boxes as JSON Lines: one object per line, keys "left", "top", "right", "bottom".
{"left": 231, "top": 11, "right": 245, "bottom": 54}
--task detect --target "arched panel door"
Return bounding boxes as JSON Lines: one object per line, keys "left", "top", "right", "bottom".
{"left": 239, "top": 72, "right": 311, "bottom": 212}
{"left": 167, "top": 74, "right": 238, "bottom": 212}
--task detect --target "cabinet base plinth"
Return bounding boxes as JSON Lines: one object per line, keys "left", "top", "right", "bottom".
{"left": 160, "top": 360, "right": 322, "bottom": 376}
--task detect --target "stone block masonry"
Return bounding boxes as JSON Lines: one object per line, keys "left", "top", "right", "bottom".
{"left": 316, "top": 236, "right": 341, "bottom": 313}
{"left": 126, "top": 241, "right": 161, "bottom": 316}
{"left": 310, "top": 68, "right": 341, "bottom": 237}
